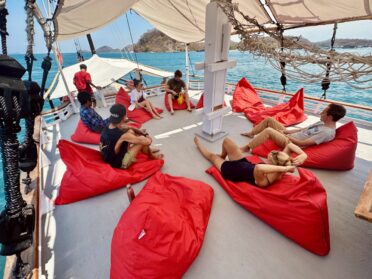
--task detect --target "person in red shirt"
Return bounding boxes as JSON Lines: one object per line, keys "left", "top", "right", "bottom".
{"left": 73, "top": 64, "right": 101, "bottom": 94}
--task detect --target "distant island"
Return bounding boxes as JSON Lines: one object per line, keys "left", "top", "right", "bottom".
{"left": 95, "top": 29, "right": 372, "bottom": 53}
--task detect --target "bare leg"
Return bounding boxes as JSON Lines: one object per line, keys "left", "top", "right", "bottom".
{"left": 167, "top": 93, "right": 174, "bottom": 114}
{"left": 219, "top": 137, "right": 245, "bottom": 161}
{"left": 241, "top": 117, "right": 285, "bottom": 137}
{"left": 240, "top": 127, "right": 290, "bottom": 152}
{"left": 143, "top": 100, "right": 161, "bottom": 120}
{"left": 184, "top": 92, "right": 192, "bottom": 111}
{"left": 148, "top": 101, "right": 162, "bottom": 118}
{"left": 194, "top": 137, "right": 224, "bottom": 170}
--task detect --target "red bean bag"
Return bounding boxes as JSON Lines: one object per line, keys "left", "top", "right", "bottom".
{"left": 196, "top": 92, "right": 226, "bottom": 109}
{"left": 252, "top": 121, "right": 357, "bottom": 170}
{"left": 71, "top": 120, "right": 101, "bottom": 144}
{"left": 232, "top": 77, "right": 264, "bottom": 113}
{"left": 164, "top": 93, "right": 195, "bottom": 111}
{"left": 232, "top": 77, "right": 306, "bottom": 126}
{"left": 115, "top": 87, "right": 163, "bottom": 124}
{"left": 206, "top": 156, "right": 330, "bottom": 256}
{"left": 245, "top": 88, "right": 307, "bottom": 126}
{"left": 111, "top": 171, "right": 214, "bottom": 279}
{"left": 55, "top": 140, "right": 164, "bottom": 205}
{"left": 70, "top": 120, "right": 141, "bottom": 145}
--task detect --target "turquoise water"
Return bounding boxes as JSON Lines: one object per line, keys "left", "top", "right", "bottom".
{"left": 0, "top": 49, "right": 371, "bottom": 275}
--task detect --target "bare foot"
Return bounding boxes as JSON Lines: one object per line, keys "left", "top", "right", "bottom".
{"left": 170, "top": 110, "right": 174, "bottom": 115}
{"left": 240, "top": 131, "right": 254, "bottom": 138}
{"left": 194, "top": 136, "right": 200, "bottom": 147}
{"left": 187, "top": 108, "right": 192, "bottom": 112}
{"left": 153, "top": 115, "right": 161, "bottom": 120}
{"left": 240, "top": 145, "right": 250, "bottom": 153}
{"left": 151, "top": 148, "right": 160, "bottom": 153}
{"left": 150, "top": 153, "right": 164, "bottom": 160}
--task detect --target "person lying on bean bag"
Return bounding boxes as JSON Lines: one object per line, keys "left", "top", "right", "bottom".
{"left": 240, "top": 103, "right": 346, "bottom": 152}
{"left": 100, "top": 104, "right": 163, "bottom": 169}
{"left": 194, "top": 136, "right": 306, "bottom": 187}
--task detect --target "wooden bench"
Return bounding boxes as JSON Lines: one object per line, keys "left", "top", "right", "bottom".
{"left": 355, "top": 170, "right": 372, "bottom": 222}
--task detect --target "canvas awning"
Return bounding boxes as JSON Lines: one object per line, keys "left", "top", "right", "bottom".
{"left": 54, "top": 0, "right": 372, "bottom": 42}
{"left": 48, "top": 54, "right": 173, "bottom": 99}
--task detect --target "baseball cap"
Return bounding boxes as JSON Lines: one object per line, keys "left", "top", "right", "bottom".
{"left": 109, "top": 104, "right": 126, "bottom": 124}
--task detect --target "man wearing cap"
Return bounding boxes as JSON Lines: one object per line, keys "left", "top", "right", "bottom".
{"left": 100, "top": 104, "right": 163, "bottom": 169}
{"left": 78, "top": 91, "right": 109, "bottom": 133}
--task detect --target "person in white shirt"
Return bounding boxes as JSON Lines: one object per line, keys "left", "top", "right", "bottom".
{"left": 240, "top": 103, "right": 346, "bottom": 159}
{"left": 130, "top": 79, "right": 162, "bottom": 120}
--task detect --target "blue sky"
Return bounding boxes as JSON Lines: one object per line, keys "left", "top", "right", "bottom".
{"left": 5, "top": 1, "right": 372, "bottom": 54}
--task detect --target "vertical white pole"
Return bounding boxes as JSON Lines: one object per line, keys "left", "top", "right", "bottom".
{"left": 185, "top": 43, "right": 190, "bottom": 87}
{"left": 52, "top": 46, "right": 78, "bottom": 113}
{"left": 195, "top": 1, "right": 236, "bottom": 141}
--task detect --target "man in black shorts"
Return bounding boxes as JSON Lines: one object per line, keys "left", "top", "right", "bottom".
{"left": 165, "top": 69, "right": 192, "bottom": 114}
{"left": 100, "top": 104, "right": 163, "bottom": 169}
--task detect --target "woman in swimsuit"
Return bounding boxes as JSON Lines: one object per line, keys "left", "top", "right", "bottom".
{"left": 194, "top": 136, "right": 307, "bottom": 187}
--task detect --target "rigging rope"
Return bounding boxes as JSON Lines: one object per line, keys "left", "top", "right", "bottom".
{"left": 74, "top": 39, "right": 85, "bottom": 62}
{"left": 217, "top": 0, "right": 372, "bottom": 90}
{"left": 25, "top": 0, "right": 37, "bottom": 82}
{"left": 320, "top": 23, "right": 337, "bottom": 99}
{"left": 126, "top": 12, "right": 139, "bottom": 68}
{"left": 0, "top": 0, "right": 8, "bottom": 55}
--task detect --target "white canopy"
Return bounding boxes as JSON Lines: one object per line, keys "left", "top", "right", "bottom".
{"left": 54, "top": 0, "right": 372, "bottom": 42}
{"left": 49, "top": 54, "right": 173, "bottom": 99}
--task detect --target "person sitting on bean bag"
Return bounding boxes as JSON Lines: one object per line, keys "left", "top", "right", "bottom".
{"left": 240, "top": 103, "right": 346, "bottom": 151}
{"left": 100, "top": 104, "right": 163, "bottom": 169}
{"left": 78, "top": 91, "right": 109, "bottom": 133}
{"left": 130, "top": 79, "right": 162, "bottom": 120}
{"left": 194, "top": 136, "right": 307, "bottom": 187}
{"left": 165, "top": 69, "right": 192, "bottom": 114}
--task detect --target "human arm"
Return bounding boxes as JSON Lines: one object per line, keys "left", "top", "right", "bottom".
{"left": 283, "top": 127, "right": 303, "bottom": 134}
{"left": 85, "top": 73, "right": 102, "bottom": 90}
{"left": 114, "top": 132, "right": 151, "bottom": 154}
{"left": 283, "top": 142, "right": 308, "bottom": 166}
{"left": 80, "top": 108, "right": 107, "bottom": 132}
{"left": 287, "top": 135, "right": 316, "bottom": 148}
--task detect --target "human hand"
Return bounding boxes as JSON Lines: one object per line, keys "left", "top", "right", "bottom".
{"left": 286, "top": 166, "right": 296, "bottom": 173}
{"left": 291, "top": 153, "right": 308, "bottom": 166}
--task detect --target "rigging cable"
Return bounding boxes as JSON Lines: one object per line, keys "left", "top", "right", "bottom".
{"left": 25, "top": 0, "right": 37, "bottom": 82}
{"left": 279, "top": 27, "right": 287, "bottom": 92}
{"left": 126, "top": 12, "right": 139, "bottom": 68}
{"left": 0, "top": 0, "right": 8, "bottom": 55}
{"left": 320, "top": 23, "right": 337, "bottom": 100}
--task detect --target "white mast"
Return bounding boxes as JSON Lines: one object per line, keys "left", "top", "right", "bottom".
{"left": 195, "top": 1, "right": 236, "bottom": 141}
{"left": 185, "top": 43, "right": 190, "bottom": 87}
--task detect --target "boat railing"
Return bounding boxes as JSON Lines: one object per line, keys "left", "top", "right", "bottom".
{"left": 40, "top": 81, "right": 372, "bottom": 131}
{"left": 190, "top": 80, "right": 372, "bottom": 127}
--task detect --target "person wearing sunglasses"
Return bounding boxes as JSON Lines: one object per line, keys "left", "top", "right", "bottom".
{"left": 130, "top": 79, "right": 163, "bottom": 120}
{"left": 194, "top": 136, "right": 306, "bottom": 187}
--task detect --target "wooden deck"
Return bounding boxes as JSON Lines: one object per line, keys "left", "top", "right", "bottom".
{"left": 38, "top": 91, "right": 372, "bottom": 279}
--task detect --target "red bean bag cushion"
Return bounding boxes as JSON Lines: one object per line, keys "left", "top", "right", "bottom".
{"left": 195, "top": 92, "right": 226, "bottom": 109}
{"left": 71, "top": 120, "right": 101, "bottom": 144}
{"left": 70, "top": 120, "right": 141, "bottom": 145}
{"left": 164, "top": 93, "right": 195, "bottom": 111}
{"left": 55, "top": 140, "right": 164, "bottom": 205}
{"left": 111, "top": 171, "right": 214, "bottom": 279}
{"left": 232, "top": 77, "right": 264, "bottom": 113}
{"left": 245, "top": 88, "right": 307, "bottom": 126}
{"left": 115, "top": 87, "right": 163, "bottom": 124}
{"left": 206, "top": 157, "right": 330, "bottom": 256}
{"left": 232, "top": 78, "right": 306, "bottom": 126}
{"left": 252, "top": 121, "right": 357, "bottom": 170}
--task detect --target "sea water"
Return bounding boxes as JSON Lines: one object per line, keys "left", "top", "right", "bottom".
{"left": 1, "top": 49, "right": 371, "bottom": 275}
